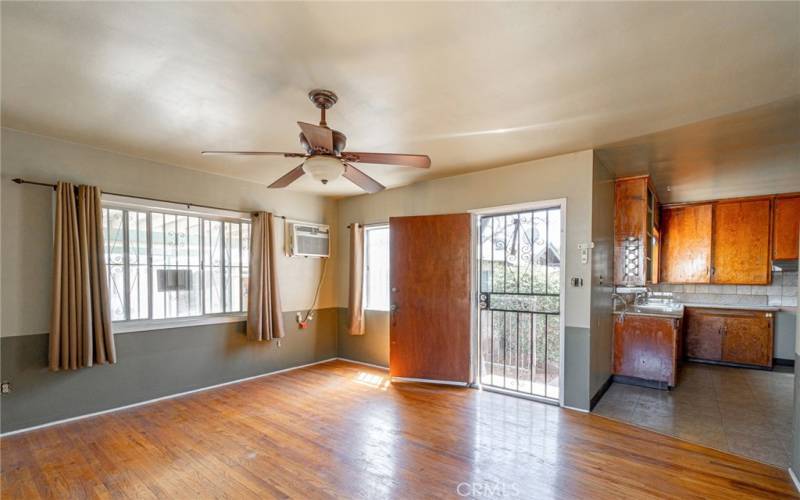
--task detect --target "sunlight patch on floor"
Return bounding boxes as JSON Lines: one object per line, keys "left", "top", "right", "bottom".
{"left": 354, "top": 371, "right": 390, "bottom": 390}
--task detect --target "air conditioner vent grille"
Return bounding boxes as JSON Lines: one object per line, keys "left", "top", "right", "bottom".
{"left": 288, "top": 222, "right": 330, "bottom": 258}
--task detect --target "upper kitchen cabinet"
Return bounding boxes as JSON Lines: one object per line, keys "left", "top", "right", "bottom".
{"left": 614, "top": 176, "right": 659, "bottom": 286}
{"left": 660, "top": 204, "right": 713, "bottom": 283}
{"left": 712, "top": 199, "right": 771, "bottom": 285}
{"left": 773, "top": 195, "right": 800, "bottom": 261}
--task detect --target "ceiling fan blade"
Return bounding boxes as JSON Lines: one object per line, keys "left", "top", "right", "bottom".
{"left": 297, "top": 122, "right": 333, "bottom": 152}
{"left": 268, "top": 163, "right": 306, "bottom": 188}
{"left": 343, "top": 163, "right": 385, "bottom": 193}
{"left": 342, "top": 152, "right": 430, "bottom": 168}
{"left": 202, "top": 151, "right": 306, "bottom": 158}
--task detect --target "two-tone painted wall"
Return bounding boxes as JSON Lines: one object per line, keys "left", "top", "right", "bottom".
{"left": 0, "top": 129, "right": 340, "bottom": 432}
{"left": 336, "top": 149, "right": 616, "bottom": 411}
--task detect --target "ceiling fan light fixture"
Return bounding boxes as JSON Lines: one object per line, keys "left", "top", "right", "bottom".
{"left": 303, "top": 155, "right": 344, "bottom": 185}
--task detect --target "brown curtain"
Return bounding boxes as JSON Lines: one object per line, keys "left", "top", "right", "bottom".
{"left": 247, "top": 212, "right": 285, "bottom": 341}
{"left": 347, "top": 223, "right": 365, "bottom": 335}
{"left": 50, "top": 183, "right": 116, "bottom": 371}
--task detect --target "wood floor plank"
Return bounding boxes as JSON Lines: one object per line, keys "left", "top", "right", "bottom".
{"left": 1, "top": 360, "right": 796, "bottom": 499}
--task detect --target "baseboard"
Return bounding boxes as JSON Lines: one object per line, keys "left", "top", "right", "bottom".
{"left": 612, "top": 375, "right": 670, "bottom": 391}
{"left": 391, "top": 376, "right": 469, "bottom": 386}
{"left": 686, "top": 357, "right": 773, "bottom": 371}
{"left": 774, "top": 358, "right": 795, "bottom": 367}
{"left": 590, "top": 375, "right": 614, "bottom": 410}
{"left": 789, "top": 466, "right": 800, "bottom": 494}
{"left": 335, "top": 357, "right": 388, "bottom": 370}
{"left": 479, "top": 384, "right": 559, "bottom": 406}
{"left": 0, "top": 357, "right": 338, "bottom": 437}
{"left": 563, "top": 405, "right": 590, "bottom": 413}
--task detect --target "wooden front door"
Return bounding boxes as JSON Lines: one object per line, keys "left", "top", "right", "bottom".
{"left": 389, "top": 214, "right": 472, "bottom": 383}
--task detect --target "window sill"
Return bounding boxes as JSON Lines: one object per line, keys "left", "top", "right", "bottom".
{"left": 112, "top": 314, "right": 247, "bottom": 334}
{"left": 365, "top": 309, "right": 390, "bottom": 313}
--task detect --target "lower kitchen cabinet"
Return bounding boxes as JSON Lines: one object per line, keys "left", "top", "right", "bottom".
{"left": 613, "top": 314, "right": 682, "bottom": 387}
{"left": 684, "top": 307, "right": 773, "bottom": 368}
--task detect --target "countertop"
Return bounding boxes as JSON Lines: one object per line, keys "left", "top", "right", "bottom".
{"left": 679, "top": 303, "right": 781, "bottom": 312}
{"left": 612, "top": 304, "right": 684, "bottom": 319}
{"left": 613, "top": 302, "right": 786, "bottom": 319}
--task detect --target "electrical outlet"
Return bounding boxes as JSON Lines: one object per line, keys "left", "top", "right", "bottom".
{"left": 1, "top": 381, "right": 11, "bottom": 394}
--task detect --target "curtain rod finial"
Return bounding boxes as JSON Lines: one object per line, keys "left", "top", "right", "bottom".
{"left": 12, "top": 178, "right": 22, "bottom": 184}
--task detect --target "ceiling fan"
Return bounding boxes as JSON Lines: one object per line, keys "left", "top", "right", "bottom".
{"left": 202, "top": 89, "right": 431, "bottom": 193}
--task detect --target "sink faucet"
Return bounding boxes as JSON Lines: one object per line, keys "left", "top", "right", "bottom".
{"left": 611, "top": 293, "right": 628, "bottom": 309}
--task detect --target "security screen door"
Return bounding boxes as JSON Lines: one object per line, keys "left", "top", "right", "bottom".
{"left": 478, "top": 207, "right": 561, "bottom": 400}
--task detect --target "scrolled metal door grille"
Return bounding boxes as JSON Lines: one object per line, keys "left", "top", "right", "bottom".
{"left": 478, "top": 208, "right": 561, "bottom": 400}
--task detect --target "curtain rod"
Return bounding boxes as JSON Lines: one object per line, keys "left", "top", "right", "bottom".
{"left": 346, "top": 221, "right": 388, "bottom": 229}
{"left": 12, "top": 178, "right": 289, "bottom": 219}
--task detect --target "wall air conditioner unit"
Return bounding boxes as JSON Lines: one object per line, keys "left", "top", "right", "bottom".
{"left": 286, "top": 221, "right": 330, "bottom": 258}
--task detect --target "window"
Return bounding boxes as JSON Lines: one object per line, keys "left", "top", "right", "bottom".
{"left": 102, "top": 203, "right": 250, "bottom": 323}
{"left": 364, "top": 225, "right": 390, "bottom": 311}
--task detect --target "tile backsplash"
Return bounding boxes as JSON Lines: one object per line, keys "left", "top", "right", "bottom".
{"left": 646, "top": 271, "right": 797, "bottom": 308}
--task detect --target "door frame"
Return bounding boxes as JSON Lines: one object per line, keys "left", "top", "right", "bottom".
{"left": 468, "top": 198, "right": 567, "bottom": 407}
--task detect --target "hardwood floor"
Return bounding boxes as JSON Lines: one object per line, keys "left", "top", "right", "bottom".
{"left": 1, "top": 360, "right": 796, "bottom": 499}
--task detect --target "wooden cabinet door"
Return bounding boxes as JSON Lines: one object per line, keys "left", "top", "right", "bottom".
{"left": 389, "top": 214, "right": 472, "bottom": 383}
{"left": 613, "top": 315, "right": 678, "bottom": 386}
{"left": 712, "top": 199, "right": 771, "bottom": 284}
{"left": 684, "top": 308, "right": 724, "bottom": 361}
{"left": 615, "top": 177, "right": 647, "bottom": 240}
{"left": 773, "top": 196, "right": 800, "bottom": 260}
{"left": 659, "top": 204, "right": 713, "bottom": 283}
{"left": 721, "top": 312, "right": 773, "bottom": 367}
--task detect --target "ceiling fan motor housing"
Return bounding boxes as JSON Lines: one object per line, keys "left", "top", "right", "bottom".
{"left": 298, "top": 129, "right": 346, "bottom": 155}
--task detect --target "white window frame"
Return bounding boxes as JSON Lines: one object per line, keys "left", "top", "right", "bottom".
{"left": 363, "top": 224, "right": 390, "bottom": 312}
{"left": 102, "top": 194, "right": 251, "bottom": 334}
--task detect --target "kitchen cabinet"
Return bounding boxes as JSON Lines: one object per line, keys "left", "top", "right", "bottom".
{"left": 684, "top": 307, "right": 773, "bottom": 368}
{"left": 712, "top": 199, "right": 771, "bottom": 285}
{"left": 685, "top": 308, "right": 724, "bottom": 360}
{"left": 614, "top": 176, "right": 659, "bottom": 286}
{"left": 773, "top": 195, "right": 800, "bottom": 260}
{"left": 613, "top": 314, "right": 681, "bottom": 387}
{"left": 659, "top": 198, "right": 771, "bottom": 285}
{"left": 660, "top": 204, "right": 713, "bottom": 283}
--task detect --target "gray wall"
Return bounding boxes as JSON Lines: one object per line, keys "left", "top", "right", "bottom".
{"left": 777, "top": 311, "right": 797, "bottom": 361}
{"left": 337, "top": 309, "right": 389, "bottom": 367}
{"left": 589, "top": 154, "right": 615, "bottom": 399}
{"left": 563, "top": 326, "right": 591, "bottom": 409}
{"left": 1, "top": 309, "right": 338, "bottom": 432}
{"left": 794, "top": 352, "right": 800, "bottom": 480}
{"left": 792, "top": 247, "right": 799, "bottom": 483}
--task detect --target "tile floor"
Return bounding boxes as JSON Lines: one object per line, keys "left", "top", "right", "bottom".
{"left": 593, "top": 362, "right": 794, "bottom": 468}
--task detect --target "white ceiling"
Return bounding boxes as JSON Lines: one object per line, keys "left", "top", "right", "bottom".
{"left": 2, "top": 2, "right": 799, "bottom": 197}
{"left": 597, "top": 97, "right": 800, "bottom": 204}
